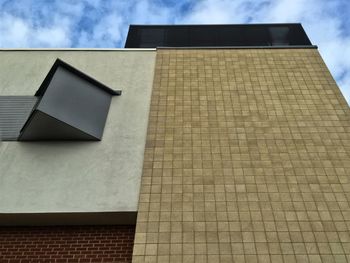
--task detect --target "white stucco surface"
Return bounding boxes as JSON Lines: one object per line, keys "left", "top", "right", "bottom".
{"left": 0, "top": 50, "right": 155, "bottom": 213}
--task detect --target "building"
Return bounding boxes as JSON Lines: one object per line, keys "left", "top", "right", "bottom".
{"left": 0, "top": 24, "right": 349, "bottom": 263}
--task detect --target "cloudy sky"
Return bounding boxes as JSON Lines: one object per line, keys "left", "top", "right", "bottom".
{"left": 0, "top": 0, "right": 349, "bottom": 103}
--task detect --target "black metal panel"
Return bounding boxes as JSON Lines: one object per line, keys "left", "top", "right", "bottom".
{"left": 38, "top": 67, "right": 112, "bottom": 140}
{"left": 0, "top": 96, "right": 38, "bottom": 141}
{"left": 17, "top": 59, "right": 121, "bottom": 141}
{"left": 35, "top": 59, "right": 121, "bottom": 97}
{"left": 125, "top": 24, "right": 313, "bottom": 48}
{"left": 18, "top": 110, "right": 97, "bottom": 141}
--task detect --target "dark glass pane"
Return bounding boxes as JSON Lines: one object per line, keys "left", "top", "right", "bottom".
{"left": 125, "top": 24, "right": 312, "bottom": 48}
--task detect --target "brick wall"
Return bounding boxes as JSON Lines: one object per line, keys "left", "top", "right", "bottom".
{"left": 0, "top": 225, "right": 135, "bottom": 263}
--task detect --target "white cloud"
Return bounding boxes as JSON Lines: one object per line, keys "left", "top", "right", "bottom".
{"left": 131, "top": 0, "right": 172, "bottom": 24}
{"left": 0, "top": 14, "right": 29, "bottom": 46}
{"left": 35, "top": 27, "right": 71, "bottom": 47}
{"left": 179, "top": 0, "right": 265, "bottom": 24}
{"left": 77, "top": 13, "right": 124, "bottom": 47}
{"left": 0, "top": 13, "right": 71, "bottom": 47}
{"left": 339, "top": 74, "right": 350, "bottom": 102}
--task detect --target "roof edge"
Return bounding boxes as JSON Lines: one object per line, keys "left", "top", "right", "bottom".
{"left": 0, "top": 48, "right": 156, "bottom": 51}
{"left": 129, "top": 23, "right": 304, "bottom": 27}
{"left": 157, "top": 45, "right": 318, "bottom": 49}
{"left": 0, "top": 212, "right": 137, "bottom": 226}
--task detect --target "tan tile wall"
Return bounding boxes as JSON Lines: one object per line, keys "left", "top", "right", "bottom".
{"left": 133, "top": 49, "right": 350, "bottom": 263}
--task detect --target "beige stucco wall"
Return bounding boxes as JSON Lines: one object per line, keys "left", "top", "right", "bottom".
{"left": 0, "top": 50, "right": 156, "bottom": 214}
{"left": 133, "top": 48, "right": 350, "bottom": 262}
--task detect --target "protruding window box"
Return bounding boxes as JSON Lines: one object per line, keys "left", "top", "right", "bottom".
{"left": 12, "top": 59, "right": 121, "bottom": 141}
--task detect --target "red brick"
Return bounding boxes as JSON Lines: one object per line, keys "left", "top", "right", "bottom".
{"left": 0, "top": 226, "right": 134, "bottom": 263}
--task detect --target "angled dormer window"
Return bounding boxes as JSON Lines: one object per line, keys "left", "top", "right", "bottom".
{"left": 0, "top": 59, "right": 121, "bottom": 141}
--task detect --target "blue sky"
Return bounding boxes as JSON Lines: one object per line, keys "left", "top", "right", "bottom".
{"left": 0, "top": 0, "right": 349, "bottom": 104}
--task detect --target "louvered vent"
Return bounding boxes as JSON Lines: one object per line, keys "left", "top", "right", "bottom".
{"left": 0, "top": 96, "right": 38, "bottom": 141}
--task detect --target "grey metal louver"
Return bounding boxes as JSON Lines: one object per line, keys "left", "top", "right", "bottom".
{"left": 0, "top": 96, "right": 38, "bottom": 141}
